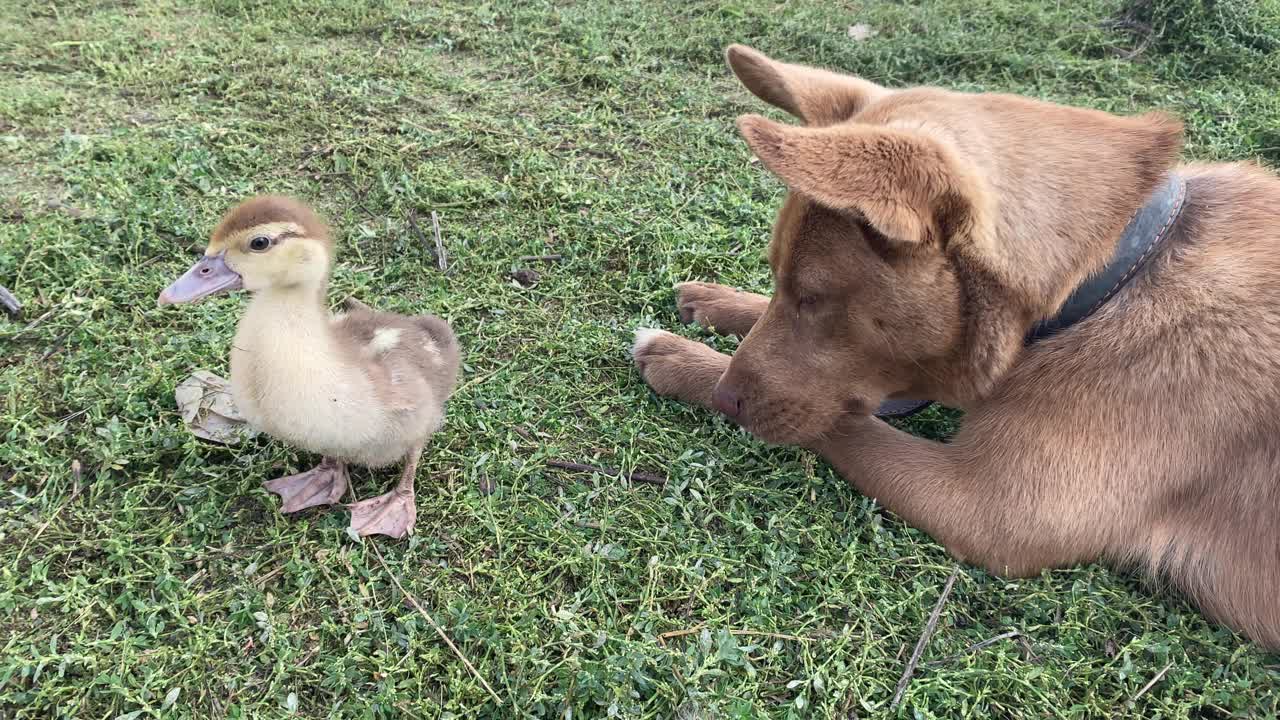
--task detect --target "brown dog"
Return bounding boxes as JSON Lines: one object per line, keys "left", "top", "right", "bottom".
{"left": 633, "top": 44, "right": 1280, "bottom": 648}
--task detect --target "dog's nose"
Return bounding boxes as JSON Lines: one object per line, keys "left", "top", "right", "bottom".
{"left": 712, "top": 383, "right": 743, "bottom": 419}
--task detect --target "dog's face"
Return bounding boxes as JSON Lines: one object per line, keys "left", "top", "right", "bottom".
{"left": 717, "top": 193, "right": 963, "bottom": 443}
{"left": 711, "top": 45, "right": 1182, "bottom": 444}
{"left": 710, "top": 46, "right": 981, "bottom": 444}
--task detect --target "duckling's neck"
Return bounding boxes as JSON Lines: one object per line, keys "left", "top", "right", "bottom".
{"left": 231, "top": 282, "right": 350, "bottom": 424}
{"left": 238, "top": 284, "right": 337, "bottom": 356}
{"left": 246, "top": 281, "right": 324, "bottom": 319}
{"left": 230, "top": 281, "right": 373, "bottom": 450}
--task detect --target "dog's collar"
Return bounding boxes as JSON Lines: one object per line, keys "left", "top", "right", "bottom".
{"left": 877, "top": 173, "right": 1188, "bottom": 419}
{"left": 1024, "top": 173, "right": 1187, "bottom": 343}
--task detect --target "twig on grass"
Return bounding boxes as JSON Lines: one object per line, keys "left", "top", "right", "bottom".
{"left": 431, "top": 211, "right": 447, "bottom": 271}
{"left": 39, "top": 316, "right": 88, "bottom": 361}
{"left": 656, "top": 626, "right": 810, "bottom": 646}
{"left": 407, "top": 209, "right": 431, "bottom": 264}
{"left": 4, "top": 305, "right": 59, "bottom": 341}
{"left": 137, "top": 252, "right": 166, "bottom": 268}
{"left": 452, "top": 360, "right": 513, "bottom": 397}
{"left": 21, "top": 464, "right": 88, "bottom": 555}
{"left": 252, "top": 566, "right": 285, "bottom": 589}
{"left": 370, "top": 543, "right": 503, "bottom": 706}
{"left": 518, "top": 254, "right": 563, "bottom": 262}
{"left": 924, "top": 629, "right": 1021, "bottom": 667}
{"left": 335, "top": 175, "right": 380, "bottom": 222}
{"left": 545, "top": 459, "right": 666, "bottom": 487}
{"left": 890, "top": 567, "right": 960, "bottom": 711}
{"left": 1129, "top": 662, "right": 1174, "bottom": 707}
{"left": 394, "top": 701, "right": 429, "bottom": 720}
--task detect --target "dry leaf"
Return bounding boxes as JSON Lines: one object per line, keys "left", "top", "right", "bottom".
{"left": 510, "top": 268, "right": 540, "bottom": 288}
{"left": 847, "top": 23, "right": 877, "bottom": 41}
{"left": 174, "top": 370, "right": 257, "bottom": 445}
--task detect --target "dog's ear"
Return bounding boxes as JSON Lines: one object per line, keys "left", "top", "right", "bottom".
{"left": 738, "top": 114, "right": 985, "bottom": 247}
{"left": 726, "top": 44, "right": 889, "bottom": 127}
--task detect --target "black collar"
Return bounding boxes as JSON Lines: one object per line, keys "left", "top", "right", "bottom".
{"left": 877, "top": 173, "right": 1188, "bottom": 419}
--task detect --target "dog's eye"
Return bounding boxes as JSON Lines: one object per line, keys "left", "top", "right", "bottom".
{"left": 248, "top": 236, "right": 271, "bottom": 252}
{"left": 798, "top": 295, "right": 818, "bottom": 308}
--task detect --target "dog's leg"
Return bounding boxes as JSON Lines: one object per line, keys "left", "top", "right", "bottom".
{"left": 632, "top": 329, "right": 730, "bottom": 408}
{"left": 676, "top": 282, "right": 770, "bottom": 337}
{"left": 809, "top": 415, "right": 1103, "bottom": 578}
{"left": 631, "top": 328, "right": 1104, "bottom": 579}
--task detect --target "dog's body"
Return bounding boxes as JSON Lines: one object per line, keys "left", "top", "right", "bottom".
{"left": 634, "top": 45, "right": 1280, "bottom": 648}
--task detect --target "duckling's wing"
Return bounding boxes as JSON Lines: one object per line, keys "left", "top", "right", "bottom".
{"left": 332, "top": 303, "right": 381, "bottom": 346}
{"left": 412, "top": 314, "right": 461, "bottom": 371}
{"left": 333, "top": 311, "right": 441, "bottom": 413}
{"left": 341, "top": 296, "right": 374, "bottom": 314}
{"left": 332, "top": 306, "right": 459, "bottom": 415}
{"left": 372, "top": 362, "right": 434, "bottom": 414}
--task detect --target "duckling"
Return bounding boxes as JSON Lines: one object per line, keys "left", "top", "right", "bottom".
{"left": 158, "top": 195, "right": 461, "bottom": 538}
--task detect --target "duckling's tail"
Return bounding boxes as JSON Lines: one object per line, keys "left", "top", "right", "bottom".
{"left": 416, "top": 313, "right": 462, "bottom": 376}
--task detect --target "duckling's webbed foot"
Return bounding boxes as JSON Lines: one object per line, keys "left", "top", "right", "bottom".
{"left": 348, "top": 446, "right": 420, "bottom": 539}
{"left": 348, "top": 488, "right": 416, "bottom": 539}
{"left": 263, "top": 457, "right": 349, "bottom": 513}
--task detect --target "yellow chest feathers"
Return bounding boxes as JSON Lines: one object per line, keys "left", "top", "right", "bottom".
{"left": 229, "top": 310, "right": 393, "bottom": 459}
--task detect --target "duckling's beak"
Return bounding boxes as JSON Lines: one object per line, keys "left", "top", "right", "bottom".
{"left": 158, "top": 252, "right": 243, "bottom": 305}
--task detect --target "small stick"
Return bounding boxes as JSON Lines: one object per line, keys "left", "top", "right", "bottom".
{"left": 21, "top": 466, "right": 88, "bottom": 556}
{"left": 1017, "top": 634, "right": 1042, "bottom": 664}
{"left": 252, "top": 566, "right": 285, "bottom": 589}
{"left": 137, "top": 253, "right": 166, "bottom": 268}
{"left": 335, "top": 176, "right": 379, "bottom": 221}
{"left": 0, "top": 285, "right": 21, "bottom": 319}
{"left": 657, "top": 626, "right": 809, "bottom": 644}
{"left": 39, "top": 317, "right": 88, "bottom": 361}
{"left": 431, "top": 211, "right": 447, "bottom": 271}
{"left": 656, "top": 626, "right": 703, "bottom": 643}
{"left": 518, "top": 254, "right": 563, "bottom": 262}
{"left": 1128, "top": 662, "right": 1174, "bottom": 707}
{"left": 371, "top": 543, "right": 503, "bottom": 706}
{"left": 729, "top": 629, "right": 808, "bottom": 642}
{"left": 5, "top": 306, "right": 58, "bottom": 340}
{"left": 407, "top": 209, "right": 430, "bottom": 259}
{"left": 422, "top": 199, "right": 476, "bottom": 209}
{"left": 924, "top": 630, "right": 1020, "bottom": 667}
{"left": 394, "top": 702, "right": 428, "bottom": 720}
{"left": 28, "top": 485, "right": 85, "bottom": 543}
{"left": 545, "top": 459, "right": 666, "bottom": 487}
{"left": 890, "top": 567, "right": 960, "bottom": 711}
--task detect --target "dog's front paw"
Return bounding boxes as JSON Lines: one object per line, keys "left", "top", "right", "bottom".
{"left": 631, "top": 329, "right": 696, "bottom": 394}
{"left": 675, "top": 282, "right": 726, "bottom": 326}
{"left": 675, "top": 282, "right": 768, "bottom": 336}
{"left": 632, "top": 328, "right": 729, "bottom": 407}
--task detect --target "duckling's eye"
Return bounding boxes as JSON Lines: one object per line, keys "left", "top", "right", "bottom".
{"left": 248, "top": 236, "right": 271, "bottom": 252}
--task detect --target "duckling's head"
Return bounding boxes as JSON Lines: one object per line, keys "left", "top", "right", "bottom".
{"left": 158, "top": 195, "right": 334, "bottom": 305}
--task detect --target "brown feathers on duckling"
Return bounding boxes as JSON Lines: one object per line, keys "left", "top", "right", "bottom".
{"left": 159, "top": 195, "right": 462, "bottom": 538}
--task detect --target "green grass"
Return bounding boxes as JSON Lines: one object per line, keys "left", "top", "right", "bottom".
{"left": 2, "top": 0, "right": 1279, "bottom": 717}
